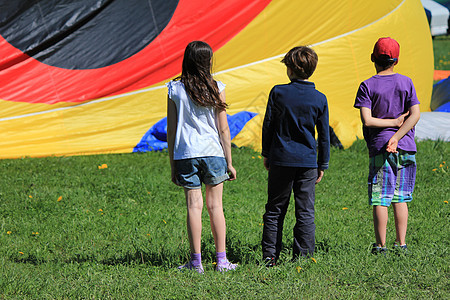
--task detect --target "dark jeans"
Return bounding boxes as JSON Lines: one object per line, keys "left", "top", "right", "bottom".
{"left": 262, "top": 165, "right": 317, "bottom": 260}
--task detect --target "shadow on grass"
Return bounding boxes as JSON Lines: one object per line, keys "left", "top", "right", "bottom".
{"left": 11, "top": 239, "right": 342, "bottom": 267}
{"left": 11, "top": 250, "right": 177, "bottom": 267}
{"left": 100, "top": 250, "right": 173, "bottom": 266}
{"left": 315, "top": 239, "right": 331, "bottom": 253}
{"left": 11, "top": 254, "right": 47, "bottom": 265}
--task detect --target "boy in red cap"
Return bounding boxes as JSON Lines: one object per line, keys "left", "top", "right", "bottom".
{"left": 354, "top": 37, "right": 420, "bottom": 254}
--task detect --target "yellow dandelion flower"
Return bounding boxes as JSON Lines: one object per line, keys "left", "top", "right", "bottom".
{"left": 443, "top": 161, "right": 446, "bottom": 164}
{"left": 163, "top": 219, "right": 167, "bottom": 224}
{"left": 28, "top": 195, "right": 33, "bottom": 198}
{"left": 7, "top": 231, "right": 12, "bottom": 235}
{"left": 296, "top": 266, "right": 302, "bottom": 273}
{"left": 252, "top": 156, "right": 255, "bottom": 159}
{"left": 57, "top": 196, "right": 62, "bottom": 202}
{"left": 19, "top": 252, "right": 24, "bottom": 255}
{"left": 147, "top": 233, "right": 151, "bottom": 236}
{"left": 258, "top": 156, "right": 262, "bottom": 159}
{"left": 212, "top": 262, "right": 217, "bottom": 265}
{"left": 98, "top": 209, "right": 103, "bottom": 212}
{"left": 102, "top": 164, "right": 108, "bottom": 169}
{"left": 311, "top": 257, "right": 317, "bottom": 263}
{"left": 342, "top": 207, "right": 348, "bottom": 210}
{"left": 412, "top": 269, "right": 416, "bottom": 271}
{"left": 439, "top": 164, "right": 443, "bottom": 168}
{"left": 432, "top": 169, "right": 437, "bottom": 171}
{"left": 444, "top": 201, "right": 448, "bottom": 204}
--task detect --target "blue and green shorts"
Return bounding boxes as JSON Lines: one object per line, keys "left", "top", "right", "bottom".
{"left": 368, "top": 150, "right": 416, "bottom": 206}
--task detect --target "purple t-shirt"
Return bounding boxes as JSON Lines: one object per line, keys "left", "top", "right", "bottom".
{"left": 354, "top": 73, "right": 420, "bottom": 157}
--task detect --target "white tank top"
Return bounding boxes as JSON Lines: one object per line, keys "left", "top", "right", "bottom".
{"left": 167, "top": 80, "right": 225, "bottom": 160}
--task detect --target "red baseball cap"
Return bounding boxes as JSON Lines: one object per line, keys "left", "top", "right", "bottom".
{"left": 372, "top": 37, "right": 400, "bottom": 62}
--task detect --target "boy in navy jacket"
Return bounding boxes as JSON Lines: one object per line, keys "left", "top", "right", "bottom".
{"left": 261, "top": 46, "right": 330, "bottom": 266}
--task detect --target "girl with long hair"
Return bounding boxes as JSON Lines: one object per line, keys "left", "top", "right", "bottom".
{"left": 166, "top": 41, "right": 237, "bottom": 273}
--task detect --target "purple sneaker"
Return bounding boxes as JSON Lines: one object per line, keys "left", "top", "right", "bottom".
{"left": 215, "top": 259, "right": 238, "bottom": 272}
{"left": 178, "top": 261, "right": 204, "bottom": 274}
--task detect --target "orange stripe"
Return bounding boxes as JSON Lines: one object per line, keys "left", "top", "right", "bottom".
{"left": 434, "top": 70, "right": 450, "bottom": 81}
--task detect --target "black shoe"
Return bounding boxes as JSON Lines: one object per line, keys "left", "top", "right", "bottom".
{"left": 392, "top": 243, "right": 408, "bottom": 255}
{"left": 264, "top": 257, "right": 276, "bottom": 268}
{"left": 371, "top": 243, "right": 388, "bottom": 255}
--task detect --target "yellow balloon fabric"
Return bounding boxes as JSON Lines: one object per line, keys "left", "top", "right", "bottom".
{"left": 220, "top": 0, "right": 433, "bottom": 151}
{"left": 0, "top": 0, "right": 432, "bottom": 159}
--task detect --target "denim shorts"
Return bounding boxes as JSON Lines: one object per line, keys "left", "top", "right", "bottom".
{"left": 368, "top": 150, "right": 416, "bottom": 206}
{"left": 174, "top": 156, "right": 229, "bottom": 189}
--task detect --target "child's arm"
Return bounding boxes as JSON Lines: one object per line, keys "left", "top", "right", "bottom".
{"left": 316, "top": 101, "right": 330, "bottom": 184}
{"left": 216, "top": 91, "right": 236, "bottom": 181}
{"left": 261, "top": 89, "right": 275, "bottom": 171}
{"left": 360, "top": 107, "right": 409, "bottom": 128}
{"left": 386, "top": 104, "right": 420, "bottom": 153}
{"left": 167, "top": 96, "right": 179, "bottom": 185}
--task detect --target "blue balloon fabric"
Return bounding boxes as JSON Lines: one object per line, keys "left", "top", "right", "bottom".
{"left": 435, "top": 101, "right": 450, "bottom": 112}
{"left": 133, "top": 111, "right": 258, "bottom": 152}
{"left": 431, "top": 76, "right": 450, "bottom": 112}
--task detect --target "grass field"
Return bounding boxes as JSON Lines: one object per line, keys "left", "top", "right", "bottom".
{"left": 0, "top": 139, "right": 448, "bottom": 299}
{"left": 431, "top": 0, "right": 449, "bottom": 71}
{"left": 433, "top": 35, "right": 450, "bottom": 70}
{"left": 1, "top": 12, "right": 449, "bottom": 300}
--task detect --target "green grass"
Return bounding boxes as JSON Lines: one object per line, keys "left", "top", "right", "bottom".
{"left": 0, "top": 26, "right": 449, "bottom": 300}
{"left": 433, "top": 35, "right": 450, "bottom": 70}
{"left": 0, "top": 140, "right": 448, "bottom": 299}
{"left": 431, "top": 0, "right": 449, "bottom": 71}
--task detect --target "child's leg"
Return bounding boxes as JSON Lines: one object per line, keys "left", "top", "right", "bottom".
{"left": 205, "top": 183, "right": 226, "bottom": 253}
{"left": 184, "top": 188, "right": 204, "bottom": 254}
{"left": 262, "top": 165, "right": 294, "bottom": 260}
{"left": 392, "top": 202, "right": 408, "bottom": 245}
{"left": 292, "top": 168, "right": 317, "bottom": 258}
{"left": 205, "top": 183, "right": 237, "bottom": 271}
{"left": 373, "top": 205, "right": 388, "bottom": 247}
{"left": 391, "top": 151, "right": 415, "bottom": 246}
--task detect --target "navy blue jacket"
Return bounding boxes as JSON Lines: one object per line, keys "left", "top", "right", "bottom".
{"left": 261, "top": 79, "right": 330, "bottom": 169}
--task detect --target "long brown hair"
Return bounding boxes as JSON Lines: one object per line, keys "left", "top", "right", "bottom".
{"left": 177, "top": 41, "right": 226, "bottom": 110}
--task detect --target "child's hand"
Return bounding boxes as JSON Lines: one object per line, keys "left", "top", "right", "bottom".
{"left": 227, "top": 165, "right": 237, "bottom": 181}
{"left": 395, "top": 111, "right": 410, "bottom": 127}
{"left": 263, "top": 157, "right": 270, "bottom": 171}
{"left": 315, "top": 169, "right": 324, "bottom": 184}
{"left": 386, "top": 137, "right": 399, "bottom": 153}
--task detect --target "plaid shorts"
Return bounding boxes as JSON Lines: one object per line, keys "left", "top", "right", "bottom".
{"left": 368, "top": 150, "right": 416, "bottom": 206}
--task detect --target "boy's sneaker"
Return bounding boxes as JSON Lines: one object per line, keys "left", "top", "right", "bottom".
{"left": 393, "top": 243, "right": 408, "bottom": 255}
{"left": 371, "top": 243, "right": 388, "bottom": 255}
{"left": 215, "top": 259, "right": 237, "bottom": 272}
{"left": 264, "top": 257, "right": 276, "bottom": 268}
{"left": 178, "top": 261, "right": 204, "bottom": 274}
